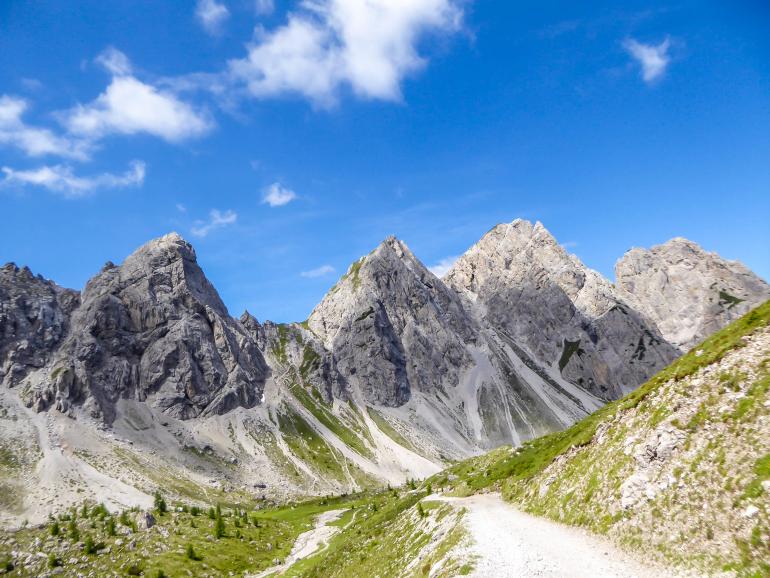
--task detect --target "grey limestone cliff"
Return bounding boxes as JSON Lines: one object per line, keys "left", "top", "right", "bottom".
{"left": 444, "top": 220, "right": 679, "bottom": 399}
{"left": 25, "top": 233, "right": 269, "bottom": 421}
{"left": 615, "top": 237, "right": 770, "bottom": 351}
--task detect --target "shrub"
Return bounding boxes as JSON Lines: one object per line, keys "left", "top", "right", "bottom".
{"left": 49, "top": 521, "right": 60, "bottom": 537}
{"left": 154, "top": 491, "right": 167, "bottom": 515}
{"left": 185, "top": 543, "right": 201, "bottom": 561}
{"left": 214, "top": 513, "right": 226, "bottom": 539}
{"left": 68, "top": 519, "right": 79, "bottom": 542}
{"left": 124, "top": 562, "right": 144, "bottom": 576}
{"left": 84, "top": 535, "right": 96, "bottom": 555}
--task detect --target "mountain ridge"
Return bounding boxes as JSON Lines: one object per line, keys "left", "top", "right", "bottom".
{"left": 0, "top": 219, "right": 768, "bottom": 526}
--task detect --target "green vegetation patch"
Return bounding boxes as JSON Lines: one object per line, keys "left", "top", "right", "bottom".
{"left": 289, "top": 385, "right": 373, "bottom": 459}
{"left": 0, "top": 493, "right": 370, "bottom": 578}
{"left": 558, "top": 339, "right": 583, "bottom": 372}
{"left": 718, "top": 290, "right": 745, "bottom": 309}
{"left": 366, "top": 407, "right": 419, "bottom": 454}
{"left": 283, "top": 489, "right": 465, "bottom": 578}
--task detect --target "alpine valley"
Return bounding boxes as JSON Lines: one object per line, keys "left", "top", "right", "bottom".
{"left": 0, "top": 219, "right": 768, "bottom": 577}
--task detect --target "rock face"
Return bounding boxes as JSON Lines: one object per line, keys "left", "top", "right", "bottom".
{"left": 306, "top": 236, "right": 601, "bottom": 448}
{"left": 241, "top": 313, "right": 348, "bottom": 403}
{"left": 615, "top": 238, "right": 770, "bottom": 351}
{"left": 307, "top": 237, "right": 477, "bottom": 407}
{"left": 0, "top": 263, "right": 79, "bottom": 388}
{"left": 25, "top": 233, "right": 269, "bottom": 421}
{"left": 444, "top": 220, "right": 679, "bottom": 399}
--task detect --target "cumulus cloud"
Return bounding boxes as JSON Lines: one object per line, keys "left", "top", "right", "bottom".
{"left": 261, "top": 182, "right": 297, "bottom": 207}
{"left": 62, "top": 49, "right": 213, "bottom": 143}
{"left": 0, "top": 95, "right": 90, "bottom": 160}
{"left": 301, "top": 264, "right": 335, "bottom": 278}
{"left": 191, "top": 208, "right": 238, "bottom": 237}
{"left": 228, "top": 0, "right": 463, "bottom": 106}
{"left": 196, "top": 0, "right": 230, "bottom": 36}
{"left": 1, "top": 160, "right": 145, "bottom": 198}
{"left": 623, "top": 37, "right": 671, "bottom": 83}
{"left": 428, "top": 255, "right": 459, "bottom": 278}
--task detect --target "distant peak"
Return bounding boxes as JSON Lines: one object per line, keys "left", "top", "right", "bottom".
{"left": 130, "top": 232, "right": 197, "bottom": 263}
{"left": 661, "top": 236, "right": 702, "bottom": 250}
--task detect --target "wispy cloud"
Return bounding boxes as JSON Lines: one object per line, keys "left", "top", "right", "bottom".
{"left": 0, "top": 95, "right": 90, "bottom": 160}
{"left": 228, "top": 0, "right": 464, "bottom": 106}
{"left": 254, "top": 0, "right": 274, "bottom": 16}
{"left": 623, "top": 37, "right": 671, "bottom": 83}
{"left": 191, "top": 208, "right": 238, "bottom": 237}
{"left": 196, "top": 0, "right": 230, "bottom": 36}
{"left": 261, "top": 182, "right": 297, "bottom": 207}
{"left": 301, "top": 264, "right": 335, "bottom": 278}
{"left": 428, "top": 255, "right": 459, "bottom": 278}
{"left": 95, "top": 46, "right": 133, "bottom": 76}
{"left": 61, "top": 48, "right": 213, "bottom": 143}
{"left": 176, "top": 203, "right": 187, "bottom": 213}
{"left": 1, "top": 160, "right": 145, "bottom": 198}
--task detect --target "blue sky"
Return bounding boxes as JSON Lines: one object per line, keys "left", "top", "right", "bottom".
{"left": 1, "top": 1, "right": 768, "bottom": 322}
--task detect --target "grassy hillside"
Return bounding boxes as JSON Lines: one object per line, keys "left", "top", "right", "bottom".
{"left": 434, "top": 300, "right": 770, "bottom": 577}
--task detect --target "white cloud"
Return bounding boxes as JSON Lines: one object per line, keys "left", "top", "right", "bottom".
{"left": 196, "top": 0, "right": 230, "bottom": 36}
{"left": 428, "top": 255, "right": 459, "bottom": 278}
{"left": 176, "top": 203, "right": 187, "bottom": 213}
{"left": 254, "top": 0, "right": 274, "bottom": 15}
{"left": 228, "top": 0, "right": 463, "bottom": 106}
{"left": 0, "top": 95, "right": 90, "bottom": 160}
{"left": 191, "top": 208, "right": 238, "bottom": 237}
{"left": 623, "top": 37, "right": 671, "bottom": 83}
{"left": 62, "top": 49, "right": 213, "bottom": 143}
{"left": 95, "top": 46, "right": 133, "bottom": 76}
{"left": 1, "top": 160, "right": 145, "bottom": 198}
{"left": 301, "top": 264, "right": 335, "bottom": 278}
{"left": 261, "top": 182, "right": 297, "bottom": 207}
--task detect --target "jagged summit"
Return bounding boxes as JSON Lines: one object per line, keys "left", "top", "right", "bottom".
{"left": 615, "top": 236, "right": 770, "bottom": 350}
{"left": 19, "top": 232, "right": 268, "bottom": 421}
{"left": 307, "top": 235, "right": 476, "bottom": 407}
{"left": 445, "top": 218, "right": 678, "bottom": 399}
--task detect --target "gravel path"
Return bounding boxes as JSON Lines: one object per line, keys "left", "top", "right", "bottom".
{"left": 438, "top": 493, "right": 679, "bottom": 578}
{"left": 251, "top": 509, "right": 347, "bottom": 577}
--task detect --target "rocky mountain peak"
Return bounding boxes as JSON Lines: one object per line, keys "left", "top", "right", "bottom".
{"left": 307, "top": 236, "right": 476, "bottom": 406}
{"left": 21, "top": 233, "right": 268, "bottom": 421}
{"left": 444, "top": 219, "right": 678, "bottom": 399}
{"left": 615, "top": 237, "right": 770, "bottom": 350}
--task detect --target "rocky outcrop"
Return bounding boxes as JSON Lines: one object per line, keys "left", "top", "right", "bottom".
{"left": 615, "top": 237, "right": 770, "bottom": 351}
{"left": 241, "top": 314, "right": 348, "bottom": 403}
{"left": 24, "top": 233, "right": 269, "bottom": 421}
{"left": 0, "top": 263, "right": 79, "bottom": 388}
{"left": 308, "top": 237, "right": 477, "bottom": 407}
{"left": 444, "top": 220, "right": 679, "bottom": 399}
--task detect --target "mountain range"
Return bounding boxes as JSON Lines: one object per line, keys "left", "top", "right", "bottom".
{"left": 1, "top": 219, "right": 768, "bottom": 524}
